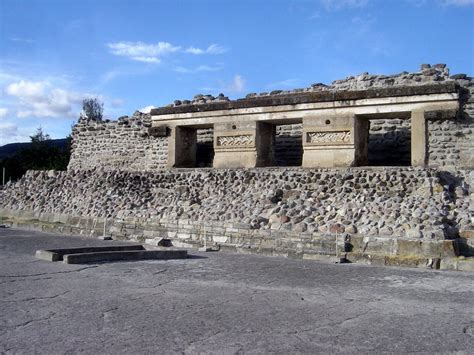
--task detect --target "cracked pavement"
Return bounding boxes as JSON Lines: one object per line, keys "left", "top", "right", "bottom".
{"left": 0, "top": 228, "right": 473, "bottom": 354}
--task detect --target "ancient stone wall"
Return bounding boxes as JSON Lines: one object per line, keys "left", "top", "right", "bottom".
{"left": 273, "top": 120, "right": 413, "bottom": 167}
{"left": 68, "top": 111, "right": 168, "bottom": 171}
{"left": 67, "top": 65, "right": 472, "bottom": 170}
{"left": 165, "top": 64, "right": 454, "bottom": 107}
{"left": 427, "top": 78, "right": 474, "bottom": 168}
{"left": 1, "top": 167, "right": 471, "bottom": 239}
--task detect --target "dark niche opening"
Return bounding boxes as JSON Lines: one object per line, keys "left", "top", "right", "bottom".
{"left": 367, "top": 118, "right": 411, "bottom": 166}
{"left": 273, "top": 123, "right": 303, "bottom": 166}
{"left": 196, "top": 127, "right": 214, "bottom": 167}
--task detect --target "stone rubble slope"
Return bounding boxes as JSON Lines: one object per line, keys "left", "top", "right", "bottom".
{"left": 1, "top": 168, "right": 472, "bottom": 240}
{"left": 167, "top": 64, "right": 468, "bottom": 107}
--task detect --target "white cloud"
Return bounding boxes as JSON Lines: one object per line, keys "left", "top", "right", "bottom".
{"left": 321, "top": 0, "right": 369, "bottom": 10}
{"left": 196, "top": 65, "right": 222, "bottom": 72}
{"left": 110, "top": 99, "right": 124, "bottom": 108}
{"left": 10, "top": 37, "right": 35, "bottom": 43}
{"left": 185, "top": 47, "right": 205, "bottom": 55}
{"left": 0, "top": 122, "right": 30, "bottom": 146}
{"left": 5, "top": 80, "right": 89, "bottom": 119}
{"left": 174, "top": 66, "right": 191, "bottom": 74}
{"left": 266, "top": 78, "right": 300, "bottom": 89}
{"left": 226, "top": 75, "right": 245, "bottom": 93}
{"left": 5, "top": 80, "right": 46, "bottom": 99}
{"left": 185, "top": 44, "right": 228, "bottom": 55}
{"left": 131, "top": 56, "right": 161, "bottom": 63}
{"left": 200, "top": 74, "right": 246, "bottom": 95}
{"left": 107, "top": 41, "right": 180, "bottom": 63}
{"left": 139, "top": 105, "right": 156, "bottom": 114}
{"left": 107, "top": 41, "right": 228, "bottom": 65}
{"left": 173, "top": 64, "right": 223, "bottom": 74}
{"left": 0, "top": 123, "right": 19, "bottom": 145}
{"left": 207, "top": 44, "right": 227, "bottom": 54}
{"left": 0, "top": 108, "right": 8, "bottom": 118}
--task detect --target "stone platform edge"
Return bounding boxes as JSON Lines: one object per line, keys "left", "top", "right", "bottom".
{"left": 0, "top": 207, "right": 469, "bottom": 270}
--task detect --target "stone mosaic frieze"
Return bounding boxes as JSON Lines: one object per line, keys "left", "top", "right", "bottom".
{"left": 306, "top": 131, "right": 351, "bottom": 144}
{"left": 216, "top": 135, "right": 254, "bottom": 147}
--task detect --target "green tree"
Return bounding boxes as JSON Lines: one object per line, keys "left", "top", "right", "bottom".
{"left": 81, "top": 98, "right": 103, "bottom": 121}
{"left": 0, "top": 127, "right": 71, "bottom": 183}
{"left": 30, "top": 127, "right": 51, "bottom": 143}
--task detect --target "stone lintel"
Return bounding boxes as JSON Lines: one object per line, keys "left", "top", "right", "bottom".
{"left": 151, "top": 82, "right": 458, "bottom": 116}
{"left": 152, "top": 96, "right": 459, "bottom": 127}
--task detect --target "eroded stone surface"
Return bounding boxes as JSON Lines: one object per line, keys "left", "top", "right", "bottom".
{"left": 0, "top": 228, "right": 473, "bottom": 353}
{"left": 1, "top": 167, "right": 472, "bottom": 239}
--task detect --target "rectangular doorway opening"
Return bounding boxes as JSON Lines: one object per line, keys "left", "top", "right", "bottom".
{"left": 367, "top": 118, "right": 411, "bottom": 166}
{"left": 196, "top": 127, "right": 214, "bottom": 167}
{"left": 273, "top": 123, "right": 303, "bottom": 166}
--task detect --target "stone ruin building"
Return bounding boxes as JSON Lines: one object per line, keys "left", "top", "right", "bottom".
{"left": 1, "top": 64, "right": 473, "bottom": 270}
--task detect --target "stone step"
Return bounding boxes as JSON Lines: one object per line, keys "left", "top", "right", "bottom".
{"left": 63, "top": 249, "right": 188, "bottom": 264}
{"left": 440, "top": 257, "right": 474, "bottom": 272}
{"left": 36, "top": 245, "right": 145, "bottom": 262}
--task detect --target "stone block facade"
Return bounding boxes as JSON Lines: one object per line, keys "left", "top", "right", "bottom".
{"left": 1, "top": 64, "right": 472, "bottom": 268}
{"left": 1, "top": 167, "right": 472, "bottom": 238}
{"left": 68, "top": 111, "right": 168, "bottom": 171}
{"left": 1, "top": 167, "right": 472, "bottom": 267}
{"left": 66, "top": 65, "right": 473, "bottom": 171}
{"left": 427, "top": 78, "right": 474, "bottom": 167}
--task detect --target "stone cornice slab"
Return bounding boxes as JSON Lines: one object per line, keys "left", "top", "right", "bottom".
{"left": 151, "top": 82, "right": 459, "bottom": 116}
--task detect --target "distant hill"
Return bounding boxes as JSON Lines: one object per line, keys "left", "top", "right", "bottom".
{"left": 0, "top": 139, "right": 68, "bottom": 160}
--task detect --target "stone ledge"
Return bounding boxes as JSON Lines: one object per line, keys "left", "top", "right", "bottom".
{"left": 63, "top": 249, "right": 187, "bottom": 264}
{"left": 151, "top": 83, "right": 458, "bottom": 115}
{"left": 0, "top": 209, "right": 463, "bottom": 270}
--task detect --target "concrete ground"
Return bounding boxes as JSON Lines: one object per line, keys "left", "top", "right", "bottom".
{"left": 0, "top": 228, "right": 473, "bottom": 354}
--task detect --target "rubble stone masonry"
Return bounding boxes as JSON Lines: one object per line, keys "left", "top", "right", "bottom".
{"left": 1, "top": 64, "right": 473, "bottom": 268}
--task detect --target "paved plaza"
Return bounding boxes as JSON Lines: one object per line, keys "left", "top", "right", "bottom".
{"left": 0, "top": 228, "right": 473, "bottom": 354}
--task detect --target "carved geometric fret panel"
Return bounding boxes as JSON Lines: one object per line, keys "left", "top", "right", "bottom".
{"left": 306, "top": 131, "right": 351, "bottom": 144}
{"left": 217, "top": 135, "right": 254, "bottom": 147}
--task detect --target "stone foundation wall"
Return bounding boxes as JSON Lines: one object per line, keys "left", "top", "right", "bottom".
{"left": 1, "top": 167, "right": 472, "bottom": 266}
{"left": 68, "top": 111, "right": 169, "bottom": 171}
{"left": 0, "top": 207, "right": 460, "bottom": 268}
{"left": 1, "top": 167, "right": 471, "bottom": 239}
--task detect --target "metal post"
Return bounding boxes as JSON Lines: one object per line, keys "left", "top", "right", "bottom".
{"left": 2, "top": 167, "right": 5, "bottom": 186}
{"left": 103, "top": 217, "right": 107, "bottom": 238}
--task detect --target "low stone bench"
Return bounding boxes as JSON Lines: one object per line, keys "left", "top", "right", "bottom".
{"left": 63, "top": 249, "right": 188, "bottom": 264}
{"left": 36, "top": 245, "right": 146, "bottom": 262}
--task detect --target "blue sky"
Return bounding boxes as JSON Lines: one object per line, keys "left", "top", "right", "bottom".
{"left": 0, "top": 0, "right": 473, "bottom": 145}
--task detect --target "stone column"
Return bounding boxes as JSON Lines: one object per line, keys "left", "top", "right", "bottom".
{"left": 302, "top": 114, "right": 364, "bottom": 168}
{"left": 167, "top": 126, "right": 197, "bottom": 168}
{"left": 410, "top": 110, "right": 427, "bottom": 167}
{"left": 213, "top": 121, "right": 274, "bottom": 168}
